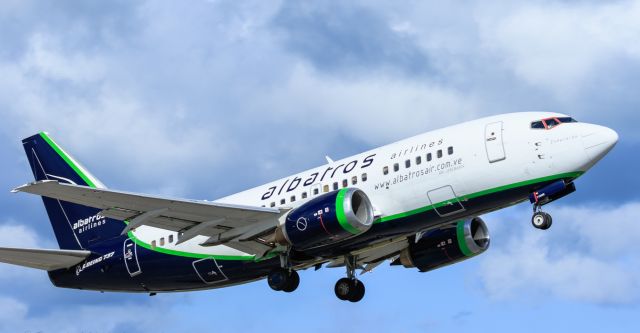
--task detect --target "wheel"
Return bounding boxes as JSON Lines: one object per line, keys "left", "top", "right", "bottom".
{"left": 531, "top": 212, "right": 552, "bottom": 230}
{"left": 348, "top": 280, "right": 365, "bottom": 303}
{"left": 267, "top": 268, "right": 289, "bottom": 291}
{"left": 334, "top": 278, "right": 366, "bottom": 302}
{"left": 334, "top": 278, "right": 352, "bottom": 301}
{"left": 281, "top": 270, "right": 300, "bottom": 293}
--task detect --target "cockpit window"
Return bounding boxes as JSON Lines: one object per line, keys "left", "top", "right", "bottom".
{"left": 531, "top": 121, "right": 545, "bottom": 129}
{"left": 557, "top": 117, "right": 578, "bottom": 123}
{"left": 545, "top": 118, "right": 559, "bottom": 129}
{"left": 531, "top": 116, "right": 578, "bottom": 130}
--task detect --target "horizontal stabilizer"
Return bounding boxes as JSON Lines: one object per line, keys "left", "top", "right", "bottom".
{"left": 0, "top": 247, "right": 91, "bottom": 271}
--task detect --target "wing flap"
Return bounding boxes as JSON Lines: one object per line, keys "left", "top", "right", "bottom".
{"left": 0, "top": 247, "right": 91, "bottom": 271}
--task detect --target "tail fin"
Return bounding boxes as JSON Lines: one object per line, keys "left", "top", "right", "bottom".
{"left": 22, "top": 132, "right": 124, "bottom": 250}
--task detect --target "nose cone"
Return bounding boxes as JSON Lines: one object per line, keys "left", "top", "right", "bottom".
{"left": 582, "top": 125, "right": 618, "bottom": 162}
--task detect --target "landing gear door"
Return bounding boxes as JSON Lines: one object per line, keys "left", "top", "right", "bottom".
{"left": 193, "top": 258, "right": 228, "bottom": 284}
{"left": 428, "top": 185, "right": 465, "bottom": 217}
{"left": 485, "top": 121, "right": 506, "bottom": 163}
{"left": 123, "top": 239, "right": 142, "bottom": 277}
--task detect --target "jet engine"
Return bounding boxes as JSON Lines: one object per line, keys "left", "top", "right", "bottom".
{"left": 275, "top": 188, "right": 374, "bottom": 250}
{"left": 394, "top": 218, "right": 490, "bottom": 272}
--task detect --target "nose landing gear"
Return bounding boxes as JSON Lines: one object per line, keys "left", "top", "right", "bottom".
{"left": 531, "top": 206, "right": 553, "bottom": 230}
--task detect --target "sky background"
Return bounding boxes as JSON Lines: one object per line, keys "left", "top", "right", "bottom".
{"left": 0, "top": 0, "right": 639, "bottom": 332}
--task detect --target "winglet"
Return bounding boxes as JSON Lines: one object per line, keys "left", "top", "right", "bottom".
{"left": 325, "top": 155, "right": 334, "bottom": 164}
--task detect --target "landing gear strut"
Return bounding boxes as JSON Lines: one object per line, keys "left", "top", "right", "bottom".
{"left": 267, "top": 252, "right": 300, "bottom": 293}
{"left": 531, "top": 206, "right": 552, "bottom": 230}
{"left": 334, "top": 256, "right": 365, "bottom": 302}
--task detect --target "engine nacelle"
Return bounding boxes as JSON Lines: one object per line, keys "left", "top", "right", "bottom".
{"left": 275, "top": 188, "right": 374, "bottom": 250}
{"left": 395, "top": 217, "right": 490, "bottom": 272}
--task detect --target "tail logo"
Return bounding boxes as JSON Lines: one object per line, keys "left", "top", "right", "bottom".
{"left": 73, "top": 214, "right": 106, "bottom": 234}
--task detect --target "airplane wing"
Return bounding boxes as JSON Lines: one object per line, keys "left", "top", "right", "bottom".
{"left": 0, "top": 247, "right": 91, "bottom": 271}
{"left": 13, "top": 180, "right": 285, "bottom": 257}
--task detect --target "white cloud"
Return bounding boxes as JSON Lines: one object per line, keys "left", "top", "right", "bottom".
{"left": 0, "top": 297, "right": 173, "bottom": 333}
{"left": 0, "top": 222, "right": 56, "bottom": 281}
{"left": 479, "top": 201, "right": 640, "bottom": 305}
{"left": 478, "top": 0, "right": 640, "bottom": 99}
{"left": 262, "top": 64, "right": 480, "bottom": 145}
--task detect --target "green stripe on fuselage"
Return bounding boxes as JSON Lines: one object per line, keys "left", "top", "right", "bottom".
{"left": 375, "top": 171, "right": 583, "bottom": 224}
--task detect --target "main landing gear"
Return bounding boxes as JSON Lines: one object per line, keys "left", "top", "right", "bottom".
{"left": 531, "top": 206, "right": 553, "bottom": 230}
{"left": 267, "top": 267, "right": 300, "bottom": 292}
{"left": 268, "top": 252, "right": 299, "bottom": 293}
{"left": 334, "top": 256, "right": 365, "bottom": 302}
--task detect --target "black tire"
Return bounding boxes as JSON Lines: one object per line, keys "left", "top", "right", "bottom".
{"left": 540, "top": 213, "right": 553, "bottom": 230}
{"left": 334, "top": 278, "right": 352, "bottom": 301}
{"left": 532, "top": 212, "right": 552, "bottom": 230}
{"left": 348, "top": 280, "right": 365, "bottom": 303}
{"left": 281, "top": 270, "right": 300, "bottom": 293}
{"left": 267, "top": 268, "right": 289, "bottom": 291}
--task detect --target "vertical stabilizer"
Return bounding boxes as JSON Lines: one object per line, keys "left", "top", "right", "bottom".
{"left": 21, "top": 132, "right": 123, "bottom": 250}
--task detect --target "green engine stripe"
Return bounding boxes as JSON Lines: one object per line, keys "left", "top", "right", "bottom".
{"left": 39, "top": 132, "right": 97, "bottom": 188}
{"left": 336, "top": 188, "right": 360, "bottom": 235}
{"left": 456, "top": 221, "right": 474, "bottom": 257}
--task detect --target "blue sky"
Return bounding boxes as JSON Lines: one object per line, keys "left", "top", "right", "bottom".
{"left": 0, "top": 0, "right": 639, "bottom": 332}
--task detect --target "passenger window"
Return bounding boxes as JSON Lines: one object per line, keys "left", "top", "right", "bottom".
{"left": 270, "top": 202, "right": 275, "bottom": 207}
{"left": 383, "top": 166, "right": 389, "bottom": 175}
{"left": 393, "top": 163, "right": 399, "bottom": 172}
{"left": 342, "top": 179, "right": 348, "bottom": 187}
{"left": 323, "top": 185, "right": 329, "bottom": 192}
{"left": 351, "top": 176, "right": 358, "bottom": 185}
{"left": 280, "top": 198, "right": 286, "bottom": 205}
{"left": 362, "top": 173, "right": 368, "bottom": 182}
{"left": 437, "top": 150, "right": 443, "bottom": 158}
{"left": 313, "top": 188, "right": 319, "bottom": 195}
{"left": 160, "top": 238, "right": 165, "bottom": 246}
{"left": 427, "top": 153, "right": 432, "bottom": 162}
{"left": 333, "top": 182, "right": 339, "bottom": 190}
{"left": 302, "top": 192, "right": 308, "bottom": 199}
{"left": 405, "top": 159, "right": 410, "bottom": 168}
{"left": 290, "top": 195, "right": 296, "bottom": 202}
{"left": 151, "top": 240, "right": 156, "bottom": 249}
{"left": 448, "top": 146, "right": 454, "bottom": 155}
{"left": 416, "top": 156, "right": 422, "bottom": 165}
{"left": 169, "top": 235, "right": 174, "bottom": 243}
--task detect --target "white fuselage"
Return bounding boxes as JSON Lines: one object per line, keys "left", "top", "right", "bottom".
{"left": 132, "top": 112, "right": 618, "bottom": 258}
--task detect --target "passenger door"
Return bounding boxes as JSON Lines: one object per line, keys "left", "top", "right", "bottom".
{"left": 485, "top": 121, "right": 506, "bottom": 163}
{"left": 123, "top": 239, "right": 142, "bottom": 277}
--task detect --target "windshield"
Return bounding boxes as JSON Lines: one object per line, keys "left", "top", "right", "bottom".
{"left": 531, "top": 116, "right": 578, "bottom": 130}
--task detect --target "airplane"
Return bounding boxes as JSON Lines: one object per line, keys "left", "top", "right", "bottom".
{"left": 0, "top": 112, "right": 617, "bottom": 302}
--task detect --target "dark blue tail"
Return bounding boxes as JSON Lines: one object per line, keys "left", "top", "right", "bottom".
{"left": 22, "top": 132, "right": 125, "bottom": 250}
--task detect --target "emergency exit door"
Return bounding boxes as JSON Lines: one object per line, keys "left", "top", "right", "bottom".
{"left": 485, "top": 121, "right": 506, "bottom": 163}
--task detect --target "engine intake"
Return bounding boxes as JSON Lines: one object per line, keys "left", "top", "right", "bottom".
{"left": 396, "top": 217, "right": 490, "bottom": 272}
{"left": 276, "top": 188, "right": 374, "bottom": 250}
